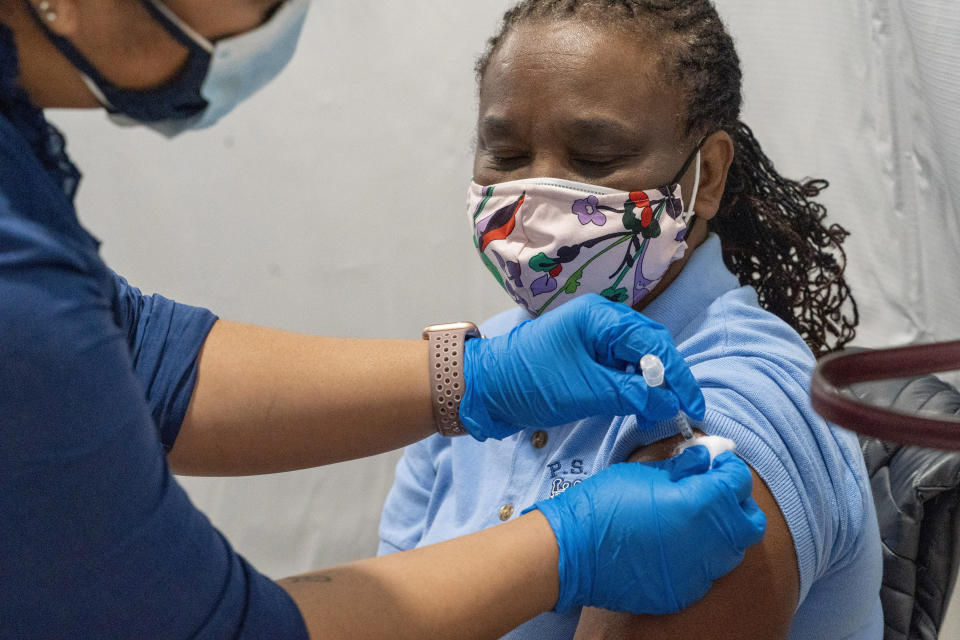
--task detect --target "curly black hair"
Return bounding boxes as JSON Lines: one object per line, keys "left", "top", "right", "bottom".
{"left": 477, "top": 0, "right": 858, "bottom": 356}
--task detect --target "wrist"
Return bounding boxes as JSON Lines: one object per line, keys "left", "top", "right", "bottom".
{"left": 512, "top": 510, "right": 563, "bottom": 616}
{"left": 526, "top": 498, "right": 590, "bottom": 613}
{"left": 422, "top": 322, "right": 481, "bottom": 437}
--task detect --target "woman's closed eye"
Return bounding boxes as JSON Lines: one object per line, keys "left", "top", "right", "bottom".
{"left": 572, "top": 155, "right": 620, "bottom": 168}
{"left": 570, "top": 155, "right": 632, "bottom": 178}
{"left": 483, "top": 151, "right": 531, "bottom": 170}
{"left": 482, "top": 152, "right": 631, "bottom": 171}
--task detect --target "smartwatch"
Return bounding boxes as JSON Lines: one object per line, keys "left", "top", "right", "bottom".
{"left": 422, "top": 322, "right": 482, "bottom": 436}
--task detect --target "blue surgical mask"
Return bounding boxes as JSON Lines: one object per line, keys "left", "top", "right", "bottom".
{"left": 30, "top": 0, "right": 310, "bottom": 137}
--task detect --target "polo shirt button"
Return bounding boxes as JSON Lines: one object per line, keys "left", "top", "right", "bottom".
{"left": 499, "top": 504, "right": 515, "bottom": 521}
{"left": 531, "top": 430, "right": 548, "bottom": 449}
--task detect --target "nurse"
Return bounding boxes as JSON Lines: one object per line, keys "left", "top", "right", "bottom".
{"left": 0, "top": 1, "right": 764, "bottom": 638}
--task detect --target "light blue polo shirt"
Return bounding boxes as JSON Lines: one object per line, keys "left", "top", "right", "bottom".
{"left": 378, "top": 235, "right": 882, "bottom": 639}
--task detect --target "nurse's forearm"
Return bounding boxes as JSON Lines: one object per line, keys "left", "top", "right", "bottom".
{"left": 278, "top": 511, "right": 560, "bottom": 640}
{"left": 170, "top": 320, "right": 436, "bottom": 476}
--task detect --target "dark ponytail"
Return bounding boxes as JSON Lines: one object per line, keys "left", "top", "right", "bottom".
{"left": 477, "top": 0, "right": 858, "bottom": 356}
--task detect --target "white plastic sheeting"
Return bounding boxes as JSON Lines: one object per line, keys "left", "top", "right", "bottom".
{"left": 47, "top": 0, "right": 958, "bottom": 615}
{"left": 714, "top": 0, "right": 960, "bottom": 351}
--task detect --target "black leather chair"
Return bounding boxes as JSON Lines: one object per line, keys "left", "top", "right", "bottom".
{"left": 848, "top": 374, "right": 960, "bottom": 640}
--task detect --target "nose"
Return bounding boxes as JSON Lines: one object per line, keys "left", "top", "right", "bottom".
{"left": 528, "top": 153, "right": 577, "bottom": 182}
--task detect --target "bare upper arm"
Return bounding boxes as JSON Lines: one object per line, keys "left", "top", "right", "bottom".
{"left": 573, "top": 433, "right": 799, "bottom": 640}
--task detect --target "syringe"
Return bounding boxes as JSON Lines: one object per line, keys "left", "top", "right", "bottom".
{"left": 639, "top": 353, "right": 696, "bottom": 442}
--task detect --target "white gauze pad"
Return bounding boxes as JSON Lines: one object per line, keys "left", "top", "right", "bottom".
{"left": 673, "top": 435, "right": 737, "bottom": 467}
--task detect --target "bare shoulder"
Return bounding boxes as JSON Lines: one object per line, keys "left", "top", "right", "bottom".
{"left": 574, "top": 434, "right": 798, "bottom": 640}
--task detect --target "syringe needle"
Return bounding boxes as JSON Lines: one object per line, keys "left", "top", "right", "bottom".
{"left": 675, "top": 410, "right": 696, "bottom": 441}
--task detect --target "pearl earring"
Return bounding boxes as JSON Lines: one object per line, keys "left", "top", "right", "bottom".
{"left": 38, "top": 1, "right": 57, "bottom": 22}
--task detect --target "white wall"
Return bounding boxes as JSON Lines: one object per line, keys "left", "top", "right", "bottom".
{"left": 48, "top": 0, "right": 960, "bottom": 626}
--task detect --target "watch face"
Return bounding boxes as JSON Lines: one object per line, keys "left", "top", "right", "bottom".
{"left": 422, "top": 322, "right": 481, "bottom": 340}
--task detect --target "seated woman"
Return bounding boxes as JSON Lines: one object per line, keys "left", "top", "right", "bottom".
{"left": 379, "top": 1, "right": 881, "bottom": 638}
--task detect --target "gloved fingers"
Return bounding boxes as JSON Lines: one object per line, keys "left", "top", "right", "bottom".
{"left": 643, "top": 387, "right": 682, "bottom": 422}
{"left": 698, "top": 460, "right": 767, "bottom": 558}
{"left": 738, "top": 495, "right": 767, "bottom": 546}
{"left": 713, "top": 494, "right": 767, "bottom": 562}
{"left": 712, "top": 450, "right": 738, "bottom": 466}
{"left": 656, "top": 357, "right": 706, "bottom": 421}
{"left": 708, "top": 544, "right": 749, "bottom": 581}
{"left": 607, "top": 327, "right": 705, "bottom": 421}
{"left": 605, "top": 369, "right": 679, "bottom": 421}
{"left": 673, "top": 579, "right": 714, "bottom": 614}
{"left": 703, "top": 451, "right": 755, "bottom": 505}
{"left": 641, "top": 445, "right": 711, "bottom": 481}
{"left": 667, "top": 444, "right": 712, "bottom": 481}
{"left": 583, "top": 298, "right": 667, "bottom": 366}
{"left": 592, "top": 306, "right": 670, "bottom": 366}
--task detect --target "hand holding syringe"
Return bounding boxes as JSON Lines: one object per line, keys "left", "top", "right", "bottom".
{"left": 636, "top": 353, "right": 739, "bottom": 466}
{"left": 639, "top": 353, "right": 696, "bottom": 442}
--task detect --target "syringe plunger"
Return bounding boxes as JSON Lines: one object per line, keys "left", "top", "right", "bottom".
{"left": 640, "top": 354, "right": 665, "bottom": 388}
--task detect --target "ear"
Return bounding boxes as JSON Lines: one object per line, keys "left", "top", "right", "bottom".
{"left": 690, "top": 130, "right": 734, "bottom": 222}
{"left": 29, "top": 0, "right": 80, "bottom": 37}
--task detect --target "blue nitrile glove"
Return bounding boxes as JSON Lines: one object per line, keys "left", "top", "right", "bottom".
{"left": 529, "top": 445, "right": 766, "bottom": 615}
{"left": 459, "top": 294, "right": 705, "bottom": 441}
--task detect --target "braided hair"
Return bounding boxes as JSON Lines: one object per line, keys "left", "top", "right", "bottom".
{"left": 477, "top": 0, "right": 858, "bottom": 356}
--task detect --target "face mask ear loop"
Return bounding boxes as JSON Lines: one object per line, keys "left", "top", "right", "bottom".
{"left": 140, "top": 0, "right": 215, "bottom": 53}
{"left": 682, "top": 151, "right": 702, "bottom": 241}
{"left": 687, "top": 150, "right": 702, "bottom": 217}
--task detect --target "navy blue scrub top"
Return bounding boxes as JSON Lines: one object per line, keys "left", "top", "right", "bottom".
{"left": 0, "top": 27, "right": 308, "bottom": 639}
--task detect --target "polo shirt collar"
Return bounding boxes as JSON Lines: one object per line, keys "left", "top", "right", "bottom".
{"left": 641, "top": 234, "right": 741, "bottom": 338}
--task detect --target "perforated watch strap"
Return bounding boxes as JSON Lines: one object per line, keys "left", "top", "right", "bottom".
{"left": 427, "top": 329, "right": 469, "bottom": 437}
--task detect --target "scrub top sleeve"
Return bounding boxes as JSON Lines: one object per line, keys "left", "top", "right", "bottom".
{"left": 111, "top": 271, "right": 218, "bottom": 450}
{"left": 0, "top": 221, "right": 307, "bottom": 639}
{"left": 378, "top": 439, "right": 440, "bottom": 555}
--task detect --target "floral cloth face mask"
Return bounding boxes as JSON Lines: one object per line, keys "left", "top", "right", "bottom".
{"left": 469, "top": 151, "right": 701, "bottom": 317}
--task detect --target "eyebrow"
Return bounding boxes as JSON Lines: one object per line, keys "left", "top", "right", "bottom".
{"left": 564, "top": 118, "right": 638, "bottom": 146}
{"left": 477, "top": 116, "right": 647, "bottom": 154}
{"left": 477, "top": 116, "right": 519, "bottom": 141}
{"left": 478, "top": 116, "right": 642, "bottom": 147}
